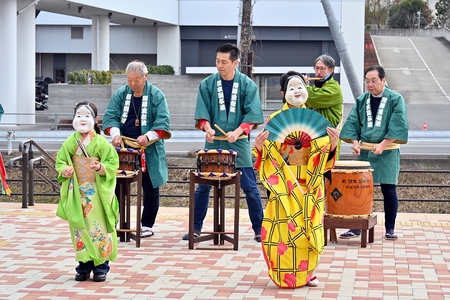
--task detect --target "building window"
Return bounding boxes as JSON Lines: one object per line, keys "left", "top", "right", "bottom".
{"left": 71, "top": 27, "right": 83, "bottom": 39}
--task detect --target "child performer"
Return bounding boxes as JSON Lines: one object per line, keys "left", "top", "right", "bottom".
{"left": 56, "top": 102, "right": 119, "bottom": 282}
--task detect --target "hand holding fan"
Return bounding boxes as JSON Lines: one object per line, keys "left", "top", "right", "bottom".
{"left": 264, "top": 108, "right": 332, "bottom": 149}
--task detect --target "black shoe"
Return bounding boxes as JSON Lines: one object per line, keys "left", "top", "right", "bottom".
{"left": 254, "top": 235, "right": 261, "bottom": 242}
{"left": 181, "top": 231, "right": 200, "bottom": 240}
{"left": 93, "top": 272, "right": 107, "bottom": 282}
{"left": 75, "top": 272, "right": 90, "bottom": 281}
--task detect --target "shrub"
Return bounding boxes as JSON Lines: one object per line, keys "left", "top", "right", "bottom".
{"left": 67, "top": 65, "right": 175, "bottom": 84}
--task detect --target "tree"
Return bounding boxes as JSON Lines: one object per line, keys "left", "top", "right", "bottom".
{"left": 435, "top": 0, "right": 450, "bottom": 27}
{"left": 365, "top": 0, "right": 393, "bottom": 29}
{"left": 388, "top": 0, "right": 431, "bottom": 28}
{"left": 239, "top": 0, "right": 255, "bottom": 79}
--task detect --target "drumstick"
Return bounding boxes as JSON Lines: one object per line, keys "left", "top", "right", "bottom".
{"left": 214, "top": 124, "right": 227, "bottom": 136}
{"left": 309, "top": 77, "right": 323, "bottom": 81}
{"left": 214, "top": 123, "right": 248, "bottom": 140}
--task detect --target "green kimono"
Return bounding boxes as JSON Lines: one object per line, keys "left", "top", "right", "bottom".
{"left": 103, "top": 81, "right": 171, "bottom": 188}
{"left": 56, "top": 131, "right": 119, "bottom": 266}
{"left": 306, "top": 78, "right": 343, "bottom": 128}
{"left": 340, "top": 87, "right": 408, "bottom": 184}
{"left": 194, "top": 71, "right": 264, "bottom": 168}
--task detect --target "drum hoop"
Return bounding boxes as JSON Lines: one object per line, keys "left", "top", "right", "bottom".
{"left": 195, "top": 148, "right": 238, "bottom": 156}
{"left": 115, "top": 147, "right": 140, "bottom": 154}
{"left": 116, "top": 170, "right": 139, "bottom": 178}
{"left": 331, "top": 167, "right": 374, "bottom": 173}
{"left": 193, "top": 171, "right": 237, "bottom": 181}
{"left": 332, "top": 160, "right": 372, "bottom": 172}
{"left": 325, "top": 213, "right": 374, "bottom": 219}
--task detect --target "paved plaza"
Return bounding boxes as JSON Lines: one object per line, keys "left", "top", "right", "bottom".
{"left": 0, "top": 202, "right": 450, "bottom": 300}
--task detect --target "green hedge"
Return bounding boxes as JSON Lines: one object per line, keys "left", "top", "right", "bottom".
{"left": 67, "top": 65, "right": 175, "bottom": 84}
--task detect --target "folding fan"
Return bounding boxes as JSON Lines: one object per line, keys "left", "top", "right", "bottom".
{"left": 265, "top": 108, "right": 332, "bottom": 149}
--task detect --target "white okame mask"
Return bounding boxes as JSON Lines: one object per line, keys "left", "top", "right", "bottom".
{"left": 72, "top": 105, "right": 95, "bottom": 134}
{"left": 284, "top": 76, "right": 308, "bottom": 107}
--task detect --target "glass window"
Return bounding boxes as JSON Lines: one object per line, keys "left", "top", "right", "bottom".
{"left": 71, "top": 27, "right": 83, "bottom": 39}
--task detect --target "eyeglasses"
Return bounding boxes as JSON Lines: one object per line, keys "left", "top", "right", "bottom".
{"left": 314, "top": 67, "right": 328, "bottom": 72}
{"left": 364, "top": 79, "right": 380, "bottom": 85}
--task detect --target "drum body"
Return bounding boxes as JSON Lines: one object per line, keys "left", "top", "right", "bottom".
{"left": 116, "top": 147, "right": 140, "bottom": 174}
{"left": 195, "top": 149, "right": 238, "bottom": 180}
{"left": 325, "top": 160, "right": 374, "bottom": 217}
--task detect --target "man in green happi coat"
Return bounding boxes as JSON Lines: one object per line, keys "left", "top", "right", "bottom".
{"left": 182, "top": 43, "right": 265, "bottom": 242}
{"left": 103, "top": 60, "right": 171, "bottom": 238}
{"left": 339, "top": 65, "right": 408, "bottom": 241}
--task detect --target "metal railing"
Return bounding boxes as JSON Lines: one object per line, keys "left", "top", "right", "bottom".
{"left": 4, "top": 163, "right": 450, "bottom": 207}
{"left": 9, "top": 139, "right": 59, "bottom": 208}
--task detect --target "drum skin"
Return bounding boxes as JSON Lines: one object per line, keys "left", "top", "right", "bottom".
{"left": 325, "top": 160, "right": 374, "bottom": 217}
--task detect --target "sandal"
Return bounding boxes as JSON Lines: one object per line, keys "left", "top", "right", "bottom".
{"left": 339, "top": 230, "right": 360, "bottom": 239}
{"left": 181, "top": 232, "right": 200, "bottom": 240}
{"left": 140, "top": 228, "right": 154, "bottom": 238}
{"left": 384, "top": 232, "right": 398, "bottom": 240}
{"left": 306, "top": 276, "right": 319, "bottom": 287}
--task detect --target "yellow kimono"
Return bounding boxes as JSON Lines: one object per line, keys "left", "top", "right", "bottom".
{"left": 254, "top": 105, "right": 336, "bottom": 288}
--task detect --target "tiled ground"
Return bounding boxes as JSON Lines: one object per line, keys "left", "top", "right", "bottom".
{"left": 1, "top": 202, "right": 450, "bottom": 300}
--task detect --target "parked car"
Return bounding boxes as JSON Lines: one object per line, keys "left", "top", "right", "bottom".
{"left": 35, "top": 76, "right": 54, "bottom": 94}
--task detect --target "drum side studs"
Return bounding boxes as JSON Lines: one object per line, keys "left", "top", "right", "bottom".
{"left": 330, "top": 187, "right": 342, "bottom": 201}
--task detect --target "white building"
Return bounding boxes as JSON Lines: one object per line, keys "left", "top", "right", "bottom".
{"left": 0, "top": 0, "right": 365, "bottom": 124}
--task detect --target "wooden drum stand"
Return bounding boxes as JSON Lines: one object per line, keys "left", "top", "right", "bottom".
{"left": 188, "top": 170, "right": 241, "bottom": 251}
{"left": 116, "top": 170, "right": 142, "bottom": 248}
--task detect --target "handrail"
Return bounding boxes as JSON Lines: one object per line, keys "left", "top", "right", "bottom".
{"left": 28, "top": 157, "right": 60, "bottom": 192}
{"left": 16, "top": 139, "right": 59, "bottom": 208}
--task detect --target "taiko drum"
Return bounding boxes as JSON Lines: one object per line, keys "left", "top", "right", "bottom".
{"left": 116, "top": 147, "right": 140, "bottom": 172}
{"left": 195, "top": 149, "right": 238, "bottom": 180}
{"left": 325, "top": 160, "right": 374, "bottom": 217}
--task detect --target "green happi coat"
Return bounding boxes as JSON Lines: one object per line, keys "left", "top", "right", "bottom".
{"left": 340, "top": 87, "right": 409, "bottom": 184}
{"left": 194, "top": 71, "right": 264, "bottom": 168}
{"left": 102, "top": 81, "right": 171, "bottom": 188}
{"left": 306, "top": 78, "right": 343, "bottom": 128}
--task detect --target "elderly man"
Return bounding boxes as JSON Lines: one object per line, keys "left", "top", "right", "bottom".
{"left": 339, "top": 65, "right": 408, "bottom": 241}
{"left": 102, "top": 60, "right": 171, "bottom": 238}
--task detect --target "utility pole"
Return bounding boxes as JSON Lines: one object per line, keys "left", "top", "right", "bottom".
{"left": 417, "top": 11, "right": 421, "bottom": 29}
{"left": 321, "top": 0, "right": 362, "bottom": 99}
{"left": 239, "top": 0, "right": 254, "bottom": 79}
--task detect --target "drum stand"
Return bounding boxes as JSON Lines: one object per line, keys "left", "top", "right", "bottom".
{"left": 188, "top": 170, "right": 241, "bottom": 251}
{"left": 116, "top": 170, "right": 142, "bottom": 247}
{"left": 324, "top": 214, "right": 377, "bottom": 248}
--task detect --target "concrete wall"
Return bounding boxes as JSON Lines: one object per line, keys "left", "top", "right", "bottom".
{"left": 48, "top": 74, "right": 205, "bottom": 129}
{"left": 367, "top": 28, "right": 446, "bottom": 37}
{"left": 47, "top": 84, "right": 112, "bottom": 119}
{"left": 48, "top": 74, "right": 285, "bottom": 128}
